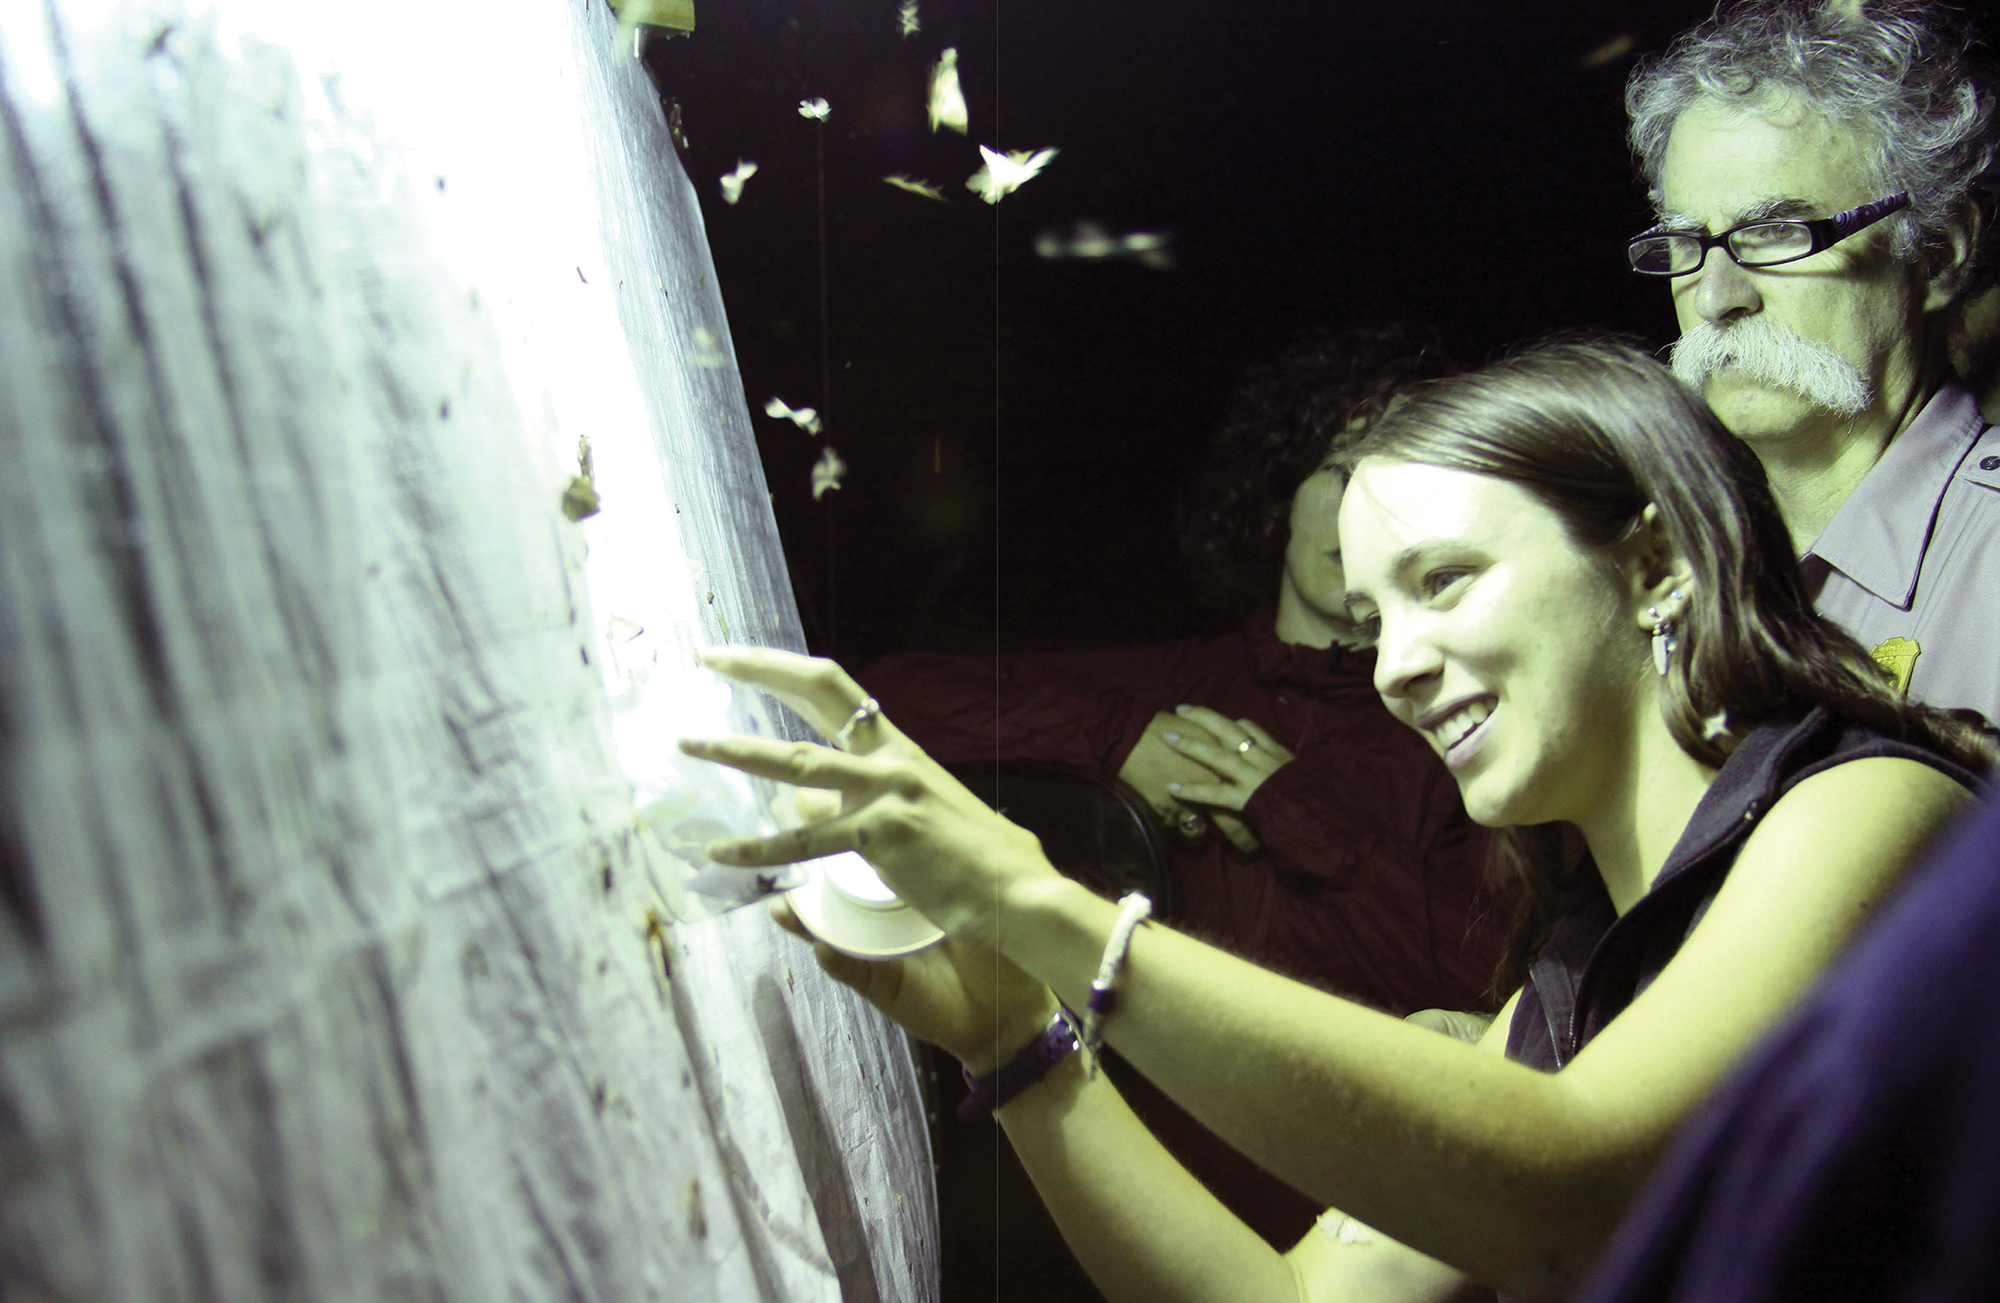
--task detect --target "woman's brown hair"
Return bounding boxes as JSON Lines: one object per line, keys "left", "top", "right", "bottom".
{"left": 1342, "top": 334, "right": 1994, "bottom": 994}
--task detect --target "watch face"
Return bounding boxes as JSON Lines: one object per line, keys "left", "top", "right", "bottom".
{"left": 786, "top": 852, "right": 944, "bottom": 959}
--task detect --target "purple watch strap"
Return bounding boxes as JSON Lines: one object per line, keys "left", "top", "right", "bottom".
{"left": 958, "top": 1013, "right": 1081, "bottom": 1121}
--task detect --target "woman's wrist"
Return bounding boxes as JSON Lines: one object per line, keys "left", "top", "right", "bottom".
{"left": 961, "top": 990, "right": 1063, "bottom": 1076}
{"left": 992, "top": 1036, "right": 1089, "bottom": 1122}
{"left": 959, "top": 1009, "right": 1082, "bottom": 1119}
{"left": 1001, "top": 874, "right": 1121, "bottom": 1002}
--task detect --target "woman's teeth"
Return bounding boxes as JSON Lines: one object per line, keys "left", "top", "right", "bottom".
{"left": 1437, "top": 699, "right": 1492, "bottom": 751}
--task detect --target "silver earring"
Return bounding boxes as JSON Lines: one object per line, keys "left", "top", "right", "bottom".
{"left": 1650, "top": 588, "right": 1682, "bottom": 677}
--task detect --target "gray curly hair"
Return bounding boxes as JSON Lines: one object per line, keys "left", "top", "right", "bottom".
{"left": 1627, "top": 1, "right": 1997, "bottom": 286}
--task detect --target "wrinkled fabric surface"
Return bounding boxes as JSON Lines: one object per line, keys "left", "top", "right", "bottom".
{"left": 0, "top": 4, "right": 934, "bottom": 1299}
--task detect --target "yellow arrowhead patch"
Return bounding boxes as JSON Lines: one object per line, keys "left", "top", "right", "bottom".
{"left": 1870, "top": 636, "right": 1921, "bottom": 695}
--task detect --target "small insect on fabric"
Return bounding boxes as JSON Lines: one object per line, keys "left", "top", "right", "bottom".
{"left": 966, "top": 145, "right": 1057, "bottom": 204}
{"left": 562, "top": 436, "right": 602, "bottom": 521}
{"left": 811, "top": 447, "right": 847, "bottom": 500}
{"left": 928, "top": 48, "right": 967, "bottom": 135}
{"left": 718, "top": 160, "right": 758, "bottom": 205}
{"left": 688, "top": 328, "right": 728, "bottom": 368}
{"left": 763, "top": 396, "right": 822, "bottom": 435}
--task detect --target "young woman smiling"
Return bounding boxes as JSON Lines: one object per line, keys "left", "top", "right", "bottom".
{"left": 679, "top": 337, "right": 1990, "bottom": 1302}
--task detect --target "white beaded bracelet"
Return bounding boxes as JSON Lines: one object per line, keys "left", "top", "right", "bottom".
{"left": 1081, "top": 892, "right": 1152, "bottom": 1078}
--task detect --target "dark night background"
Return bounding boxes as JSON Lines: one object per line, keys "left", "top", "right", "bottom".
{"left": 642, "top": 0, "right": 1719, "bottom": 664}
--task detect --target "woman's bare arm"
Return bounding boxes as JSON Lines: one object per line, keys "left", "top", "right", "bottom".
{"left": 686, "top": 651, "right": 1970, "bottom": 1300}
{"left": 1002, "top": 758, "right": 1968, "bottom": 1299}
{"left": 993, "top": 1008, "right": 1515, "bottom": 1303}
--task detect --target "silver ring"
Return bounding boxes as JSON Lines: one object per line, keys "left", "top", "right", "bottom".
{"left": 1236, "top": 738, "right": 1256, "bottom": 754}
{"left": 1177, "top": 809, "right": 1207, "bottom": 835}
{"left": 832, "top": 697, "right": 881, "bottom": 752}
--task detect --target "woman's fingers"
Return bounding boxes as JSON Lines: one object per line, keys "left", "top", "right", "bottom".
{"left": 1170, "top": 702, "right": 1236, "bottom": 737}
{"left": 1166, "top": 779, "right": 1248, "bottom": 812}
{"left": 770, "top": 897, "right": 895, "bottom": 996}
{"left": 769, "top": 895, "right": 813, "bottom": 939}
{"left": 814, "top": 939, "right": 885, "bottom": 992}
{"left": 1161, "top": 728, "right": 1245, "bottom": 777}
{"left": 1237, "top": 717, "right": 1286, "bottom": 756}
{"left": 698, "top": 646, "right": 895, "bottom": 749}
{"left": 1168, "top": 706, "right": 1292, "bottom": 783}
{"left": 1214, "top": 812, "right": 1261, "bottom": 854}
{"left": 767, "top": 783, "right": 846, "bottom": 832}
{"left": 705, "top": 819, "right": 860, "bottom": 867}
{"left": 679, "top": 733, "right": 881, "bottom": 794}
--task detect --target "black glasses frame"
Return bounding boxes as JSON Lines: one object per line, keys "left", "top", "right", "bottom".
{"left": 1627, "top": 191, "right": 1911, "bottom": 277}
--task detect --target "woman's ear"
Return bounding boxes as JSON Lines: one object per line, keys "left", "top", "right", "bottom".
{"left": 1622, "top": 504, "right": 1692, "bottom": 626}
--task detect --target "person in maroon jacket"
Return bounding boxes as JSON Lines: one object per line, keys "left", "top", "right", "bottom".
{"left": 860, "top": 325, "right": 1512, "bottom": 1247}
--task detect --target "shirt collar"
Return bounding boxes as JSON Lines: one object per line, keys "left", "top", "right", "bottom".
{"left": 1804, "top": 383, "right": 1989, "bottom": 609}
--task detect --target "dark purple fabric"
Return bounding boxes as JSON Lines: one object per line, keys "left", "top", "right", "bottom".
{"left": 1506, "top": 707, "right": 1978, "bottom": 1071}
{"left": 1578, "top": 781, "right": 2000, "bottom": 1303}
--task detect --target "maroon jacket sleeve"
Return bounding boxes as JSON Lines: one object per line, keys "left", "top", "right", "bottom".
{"left": 1237, "top": 727, "right": 1446, "bottom": 888}
{"left": 1235, "top": 731, "right": 1511, "bottom": 1012}
{"left": 857, "top": 649, "right": 1160, "bottom": 772}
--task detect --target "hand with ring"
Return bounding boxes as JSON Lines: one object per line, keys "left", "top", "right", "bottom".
{"left": 1158, "top": 705, "right": 1295, "bottom": 853}
{"left": 832, "top": 696, "right": 882, "bottom": 752}
{"left": 676, "top": 646, "right": 1062, "bottom": 951}
{"left": 1115, "top": 712, "right": 1234, "bottom": 843}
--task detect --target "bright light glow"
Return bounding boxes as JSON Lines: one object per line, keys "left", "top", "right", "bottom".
{"left": 213, "top": 3, "right": 798, "bottom": 909}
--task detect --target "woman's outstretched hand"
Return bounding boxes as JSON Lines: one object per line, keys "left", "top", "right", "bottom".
{"left": 677, "top": 646, "right": 1064, "bottom": 950}
{"left": 770, "top": 897, "right": 1058, "bottom": 1073}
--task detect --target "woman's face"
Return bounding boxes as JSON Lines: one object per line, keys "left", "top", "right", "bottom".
{"left": 1338, "top": 457, "right": 1651, "bottom": 827}
{"left": 1279, "top": 466, "right": 1352, "bottom": 635}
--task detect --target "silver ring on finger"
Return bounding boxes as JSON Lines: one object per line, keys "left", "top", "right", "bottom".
{"left": 1236, "top": 737, "right": 1256, "bottom": 755}
{"left": 833, "top": 697, "right": 881, "bottom": 752}
{"left": 1177, "top": 809, "right": 1208, "bottom": 835}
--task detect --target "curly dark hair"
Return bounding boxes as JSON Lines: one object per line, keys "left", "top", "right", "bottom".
{"left": 1179, "top": 324, "right": 1460, "bottom": 619}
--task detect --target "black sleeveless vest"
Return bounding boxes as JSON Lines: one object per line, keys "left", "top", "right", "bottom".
{"left": 1506, "top": 706, "right": 1981, "bottom": 1072}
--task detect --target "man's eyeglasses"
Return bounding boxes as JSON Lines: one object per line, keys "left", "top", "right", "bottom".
{"left": 1627, "top": 191, "right": 1910, "bottom": 277}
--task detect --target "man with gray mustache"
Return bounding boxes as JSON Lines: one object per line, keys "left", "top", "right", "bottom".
{"left": 1625, "top": 0, "right": 2000, "bottom": 721}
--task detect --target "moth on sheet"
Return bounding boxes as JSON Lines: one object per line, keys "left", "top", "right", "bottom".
{"left": 899, "top": 0, "right": 920, "bottom": 37}
{"left": 928, "top": 48, "right": 967, "bottom": 135}
{"left": 688, "top": 327, "right": 729, "bottom": 368}
{"left": 718, "top": 160, "right": 758, "bottom": 205}
{"left": 763, "top": 396, "right": 823, "bottom": 435}
{"left": 561, "top": 435, "right": 602, "bottom": 520}
{"left": 811, "top": 446, "right": 847, "bottom": 500}
{"left": 798, "top": 97, "right": 831, "bottom": 121}
{"left": 966, "top": 145, "right": 1057, "bottom": 204}
{"left": 884, "top": 174, "right": 947, "bottom": 202}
